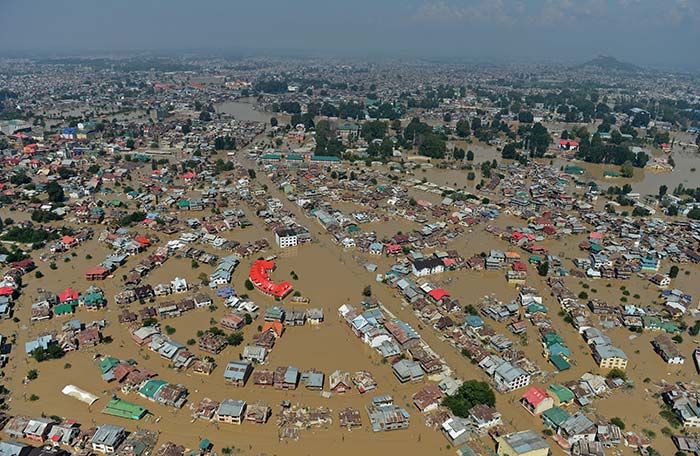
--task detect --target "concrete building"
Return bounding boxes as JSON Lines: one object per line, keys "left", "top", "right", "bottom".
{"left": 91, "top": 425, "right": 126, "bottom": 454}
{"left": 274, "top": 228, "right": 298, "bottom": 248}
{"left": 497, "top": 429, "right": 550, "bottom": 456}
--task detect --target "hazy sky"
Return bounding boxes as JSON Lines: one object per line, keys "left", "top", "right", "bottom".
{"left": 1, "top": 0, "right": 699, "bottom": 68}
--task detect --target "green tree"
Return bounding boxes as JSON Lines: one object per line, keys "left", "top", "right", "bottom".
{"left": 606, "top": 368, "right": 627, "bottom": 381}
{"left": 46, "top": 182, "right": 65, "bottom": 203}
{"left": 669, "top": 265, "right": 679, "bottom": 278}
{"left": 455, "top": 119, "right": 470, "bottom": 137}
{"left": 361, "top": 120, "right": 388, "bottom": 142}
{"left": 620, "top": 161, "right": 634, "bottom": 178}
{"left": 610, "top": 417, "right": 626, "bottom": 430}
{"left": 442, "top": 380, "right": 495, "bottom": 418}
{"left": 227, "top": 333, "right": 244, "bottom": 346}
{"left": 362, "top": 285, "right": 372, "bottom": 297}
{"left": 537, "top": 261, "right": 549, "bottom": 277}
{"left": 466, "top": 150, "right": 474, "bottom": 161}
{"left": 418, "top": 134, "right": 446, "bottom": 159}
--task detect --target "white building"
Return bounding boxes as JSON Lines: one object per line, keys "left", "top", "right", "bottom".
{"left": 494, "top": 361, "right": 531, "bottom": 392}
{"left": 275, "top": 228, "right": 298, "bottom": 248}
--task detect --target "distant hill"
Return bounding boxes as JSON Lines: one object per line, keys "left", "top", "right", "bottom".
{"left": 575, "top": 55, "right": 641, "bottom": 72}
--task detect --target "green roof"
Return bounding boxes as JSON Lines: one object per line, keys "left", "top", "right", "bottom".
{"left": 102, "top": 398, "right": 147, "bottom": 420}
{"left": 311, "top": 155, "right": 340, "bottom": 162}
{"left": 83, "top": 292, "right": 104, "bottom": 305}
{"left": 550, "top": 353, "right": 571, "bottom": 371}
{"left": 336, "top": 122, "right": 359, "bottom": 131}
{"left": 286, "top": 154, "right": 303, "bottom": 160}
{"left": 542, "top": 333, "right": 563, "bottom": 347}
{"left": 99, "top": 357, "right": 121, "bottom": 375}
{"left": 564, "top": 165, "right": 585, "bottom": 175}
{"left": 548, "top": 384, "right": 575, "bottom": 403}
{"left": 260, "top": 153, "right": 281, "bottom": 160}
{"left": 54, "top": 303, "right": 75, "bottom": 315}
{"left": 139, "top": 379, "right": 167, "bottom": 398}
{"left": 527, "top": 303, "right": 547, "bottom": 313}
{"left": 542, "top": 406, "right": 570, "bottom": 427}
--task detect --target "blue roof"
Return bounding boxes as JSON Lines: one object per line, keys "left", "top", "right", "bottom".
{"left": 25, "top": 335, "right": 53, "bottom": 354}
{"left": 466, "top": 315, "right": 484, "bottom": 327}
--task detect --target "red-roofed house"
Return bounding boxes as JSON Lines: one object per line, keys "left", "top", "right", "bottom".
{"left": 520, "top": 386, "right": 553, "bottom": 415}
{"left": 248, "top": 260, "right": 293, "bottom": 299}
{"left": 59, "top": 287, "right": 80, "bottom": 304}
{"left": 413, "top": 384, "right": 443, "bottom": 412}
{"left": 0, "top": 286, "right": 14, "bottom": 296}
{"left": 85, "top": 266, "right": 110, "bottom": 280}
{"left": 428, "top": 288, "right": 450, "bottom": 302}
{"left": 262, "top": 321, "right": 284, "bottom": 338}
{"left": 385, "top": 244, "right": 403, "bottom": 255}
{"left": 559, "top": 139, "right": 580, "bottom": 150}
{"left": 512, "top": 262, "right": 527, "bottom": 272}
{"left": 61, "top": 236, "right": 79, "bottom": 249}
{"left": 134, "top": 236, "right": 151, "bottom": 248}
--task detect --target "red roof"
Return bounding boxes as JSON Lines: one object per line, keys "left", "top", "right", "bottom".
{"left": 248, "top": 260, "right": 293, "bottom": 298}
{"left": 262, "top": 321, "right": 284, "bottom": 337}
{"left": 0, "top": 287, "right": 14, "bottom": 296}
{"left": 134, "top": 236, "right": 151, "bottom": 247}
{"left": 428, "top": 288, "right": 450, "bottom": 301}
{"left": 85, "top": 266, "right": 109, "bottom": 276}
{"left": 512, "top": 262, "right": 527, "bottom": 271}
{"left": 522, "top": 387, "right": 549, "bottom": 406}
{"left": 59, "top": 287, "right": 79, "bottom": 302}
{"left": 181, "top": 171, "right": 196, "bottom": 179}
{"left": 559, "top": 139, "right": 579, "bottom": 147}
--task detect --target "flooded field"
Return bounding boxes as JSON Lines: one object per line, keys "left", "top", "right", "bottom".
{"left": 216, "top": 99, "right": 273, "bottom": 123}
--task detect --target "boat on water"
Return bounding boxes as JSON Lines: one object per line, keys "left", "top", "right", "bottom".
{"left": 693, "top": 348, "right": 700, "bottom": 374}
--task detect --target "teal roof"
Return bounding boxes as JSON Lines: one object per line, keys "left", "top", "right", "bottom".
{"left": 54, "top": 303, "right": 75, "bottom": 315}
{"left": 102, "top": 398, "right": 147, "bottom": 420}
{"left": 139, "top": 379, "right": 167, "bottom": 399}
{"left": 99, "top": 357, "right": 121, "bottom": 374}
{"left": 549, "top": 343, "right": 571, "bottom": 359}
{"left": 542, "top": 333, "right": 563, "bottom": 347}
{"left": 564, "top": 165, "right": 585, "bottom": 174}
{"left": 548, "top": 384, "right": 574, "bottom": 403}
{"left": 527, "top": 303, "right": 547, "bottom": 313}
{"left": 550, "top": 354, "right": 570, "bottom": 370}
{"left": 311, "top": 155, "right": 340, "bottom": 162}
{"left": 286, "top": 154, "right": 303, "bottom": 160}
{"left": 542, "top": 406, "right": 570, "bottom": 427}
